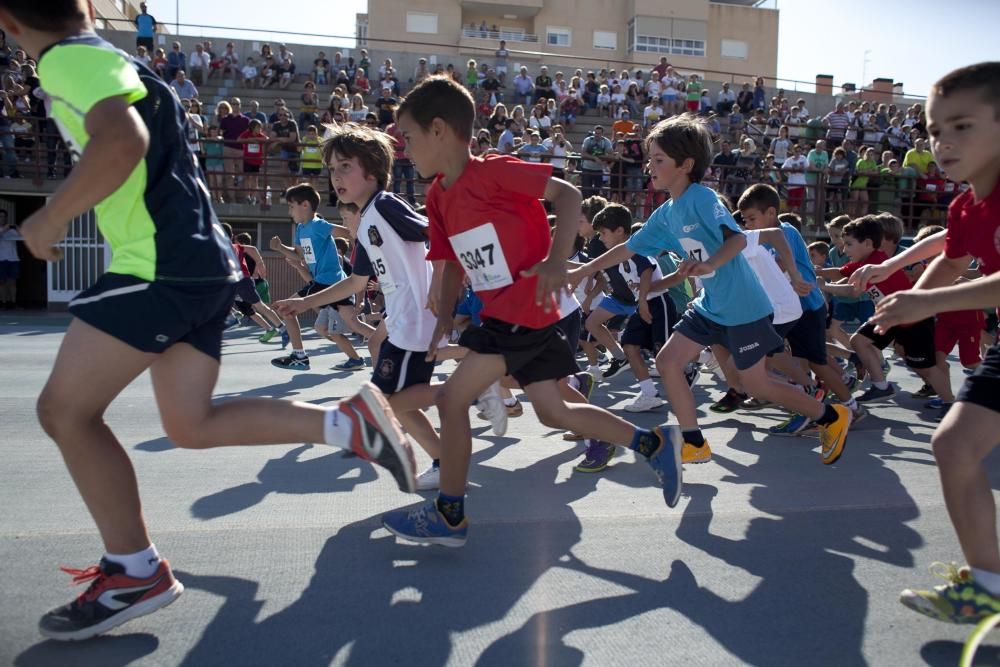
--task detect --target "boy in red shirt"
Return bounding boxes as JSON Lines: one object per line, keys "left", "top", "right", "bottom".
{"left": 381, "top": 76, "right": 683, "bottom": 547}
{"left": 821, "top": 215, "right": 953, "bottom": 404}
{"left": 872, "top": 62, "right": 1000, "bottom": 625}
{"left": 238, "top": 119, "right": 266, "bottom": 204}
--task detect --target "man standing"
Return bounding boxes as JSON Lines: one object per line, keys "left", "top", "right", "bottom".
{"left": 494, "top": 40, "right": 509, "bottom": 80}
{"left": 187, "top": 43, "right": 210, "bottom": 86}
{"left": 581, "top": 125, "right": 612, "bottom": 198}
{"left": 134, "top": 2, "right": 156, "bottom": 52}
{"left": 513, "top": 66, "right": 533, "bottom": 107}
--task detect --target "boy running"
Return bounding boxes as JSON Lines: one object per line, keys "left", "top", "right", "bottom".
{"left": 572, "top": 114, "right": 852, "bottom": 466}
{"left": 381, "top": 76, "right": 683, "bottom": 547}
{"left": 9, "top": 1, "right": 415, "bottom": 640}
{"left": 869, "top": 62, "right": 1000, "bottom": 624}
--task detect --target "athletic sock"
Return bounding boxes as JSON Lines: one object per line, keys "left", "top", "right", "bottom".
{"left": 322, "top": 407, "right": 353, "bottom": 449}
{"left": 629, "top": 428, "right": 660, "bottom": 458}
{"left": 873, "top": 380, "right": 889, "bottom": 390}
{"left": 971, "top": 567, "right": 1000, "bottom": 595}
{"left": 567, "top": 375, "right": 581, "bottom": 391}
{"left": 587, "top": 365, "right": 601, "bottom": 375}
{"left": 683, "top": 429, "right": 705, "bottom": 447}
{"left": 436, "top": 493, "right": 465, "bottom": 526}
{"left": 292, "top": 349, "right": 306, "bottom": 358}
{"left": 814, "top": 404, "right": 839, "bottom": 426}
{"left": 844, "top": 398, "right": 858, "bottom": 411}
{"left": 639, "top": 378, "right": 656, "bottom": 397}
{"left": 105, "top": 543, "right": 161, "bottom": 579}
{"left": 503, "top": 397, "right": 518, "bottom": 407}
{"left": 612, "top": 351, "right": 626, "bottom": 361}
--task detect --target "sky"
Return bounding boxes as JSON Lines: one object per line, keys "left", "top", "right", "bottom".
{"left": 145, "top": 0, "right": 998, "bottom": 98}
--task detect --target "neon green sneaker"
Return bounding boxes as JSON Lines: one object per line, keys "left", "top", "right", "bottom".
{"left": 258, "top": 329, "right": 279, "bottom": 343}
{"left": 900, "top": 562, "right": 1000, "bottom": 624}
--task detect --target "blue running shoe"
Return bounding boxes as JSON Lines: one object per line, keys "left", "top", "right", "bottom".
{"left": 768, "top": 413, "right": 814, "bottom": 436}
{"left": 925, "top": 397, "right": 944, "bottom": 409}
{"left": 280, "top": 328, "right": 290, "bottom": 349}
{"left": 334, "top": 357, "right": 366, "bottom": 372}
{"left": 382, "top": 500, "right": 468, "bottom": 547}
{"left": 647, "top": 426, "right": 683, "bottom": 508}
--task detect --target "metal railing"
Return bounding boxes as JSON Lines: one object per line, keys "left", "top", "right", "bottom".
{"left": 461, "top": 28, "right": 539, "bottom": 43}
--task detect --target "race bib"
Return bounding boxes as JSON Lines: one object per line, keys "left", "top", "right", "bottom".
{"left": 366, "top": 244, "right": 396, "bottom": 295}
{"left": 679, "top": 237, "right": 715, "bottom": 278}
{"left": 300, "top": 237, "right": 315, "bottom": 265}
{"left": 867, "top": 285, "right": 885, "bottom": 303}
{"left": 247, "top": 144, "right": 261, "bottom": 154}
{"left": 449, "top": 223, "right": 512, "bottom": 292}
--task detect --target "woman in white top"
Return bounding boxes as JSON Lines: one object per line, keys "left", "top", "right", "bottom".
{"left": 347, "top": 94, "right": 369, "bottom": 122}
{"left": 528, "top": 105, "right": 552, "bottom": 139}
{"left": 769, "top": 125, "right": 792, "bottom": 163}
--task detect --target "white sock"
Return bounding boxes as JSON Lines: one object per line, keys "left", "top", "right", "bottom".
{"left": 323, "top": 406, "right": 353, "bottom": 449}
{"left": 874, "top": 380, "right": 889, "bottom": 390}
{"left": 639, "top": 378, "right": 656, "bottom": 397}
{"left": 567, "top": 375, "right": 581, "bottom": 391}
{"left": 587, "top": 365, "right": 601, "bottom": 375}
{"left": 845, "top": 398, "right": 858, "bottom": 411}
{"left": 278, "top": 324, "right": 286, "bottom": 331}
{"left": 105, "top": 543, "right": 161, "bottom": 578}
{"left": 503, "top": 396, "right": 518, "bottom": 407}
{"left": 292, "top": 349, "right": 305, "bottom": 357}
{"left": 972, "top": 567, "right": 1000, "bottom": 595}
{"left": 612, "top": 351, "right": 626, "bottom": 361}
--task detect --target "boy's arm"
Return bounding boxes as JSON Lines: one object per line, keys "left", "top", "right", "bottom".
{"left": 269, "top": 235, "right": 300, "bottom": 260}
{"left": 427, "top": 261, "right": 466, "bottom": 360}
{"left": 818, "top": 278, "right": 862, "bottom": 298}
{"left": 637, "top": 266, "right": 653, "bottom": 323}
{"left": 650, "top": 271, "right": 685, "bottom": 293}
{"left": 244, "top": 246, "right": 268, "bottom": 278}
{"left": 329, "top": 222, "right": 351, "bottom": 239}
{"left": 816, "top": 266, "right": 844, "bottom": 280}
{"left": 274, "top": 273, "right": 368, "bottom": 316}
{"left": 849, "top": 229, "right": 948, "bottom": 289}
{"left": 755, "top": 228, "right": 813, "bottom": 296}
{"left": 680, "top": 227, "right": 746, "bottom": 278}
{"left": 871, "top": 271, "right": 1000, "bottom": 332}
{"left": 520, "top": 177, "right": 582, "bottom": 310}
{"left": 570, "top": 243, "right": 634, "bottom": 284}
{"left": 20, "top": 97, "right": 149, "bottom": 261}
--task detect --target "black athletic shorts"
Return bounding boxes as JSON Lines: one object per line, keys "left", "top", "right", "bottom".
{"left": 621, "top": 294, "right": 677, "bottom": 352}
{"left": 69, "top": 272, "right": 237, "bottom": 361}
{"left": 372, "top": 339, "right": 435, "bottom": 396}
{"left": 234, "top": 276, "right": 261, "bottom": 305}
{"left": 855, "top": 317, "right": 936, "bottom": 369}
{"left": 786, "top": 304, "right": 829, "bottom": 365}
{"left": 234, "top": 300, "right": 255, "bottom": 317}
{"left": 458, "top": 317, "right": 579, "bottom": 387}
{"left": 555, "top": 308, "right": 583, "bottom": 351}
{"left": 958, "top": 343, "right": 1000, "bottom": 412}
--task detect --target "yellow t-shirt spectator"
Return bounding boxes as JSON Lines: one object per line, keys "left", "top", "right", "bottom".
{"left": 902, "top": 148, "right": 934, "bottom": 175}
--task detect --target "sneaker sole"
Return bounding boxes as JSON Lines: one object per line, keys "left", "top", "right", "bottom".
{"left": 821, "top": 405, "right": 852, "bottom": 465}
{"left": 603, "top": 364, "right": 629, "bottom": 380}
{"left": 624, "top": 402, "right": 664, "bottom": 413}
{"left": 356, "top": 383, "right": 417, "bottom": 493}
{"left": 39, "top": 580, "right": 184, "bottom": 641}
{"left": 334, "top": 364, "right": 367, "bottom": 371}
{"left": 382, "top": 522, "right": 467, "bottom": 547}
{"left": 656, "top": 426, "right": 684, "bottom": 508}
{"left": 271, "top": 360, "right": 310, "bottom": 371}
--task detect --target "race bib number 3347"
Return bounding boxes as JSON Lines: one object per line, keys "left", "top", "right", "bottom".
{"left": 449, "top": 223, "right": 513, "bottom": 291}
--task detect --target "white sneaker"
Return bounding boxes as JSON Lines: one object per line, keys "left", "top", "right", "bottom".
{"left": 476, "top": 381, "right": 508, "bottom": 436}
{"left": 586, "top": 366, "right": 602, "bottom": 382}
{"left": 415, "top": 465, "right": 440, "bottom": 491}
{"left": 624, "top": 393, "right": 665, "bottom": 412}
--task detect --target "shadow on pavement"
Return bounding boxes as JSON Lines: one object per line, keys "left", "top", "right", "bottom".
{"left": 921, "top": 638, "right": 1000, "bottom": 666}
{"left": 15, "top": 633, "right": 158, "bottom": 666}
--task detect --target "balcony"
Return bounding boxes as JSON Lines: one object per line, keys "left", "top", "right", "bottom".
{"left": 460, "top": 27, "right": 539, "bottom": 43}
{"left": 460, "top": 0, "right": 543, "bottom": 18}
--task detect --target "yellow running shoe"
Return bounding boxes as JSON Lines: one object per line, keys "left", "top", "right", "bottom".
{"left": 681, "top": 440, "right": 712, "bottom": 464}
{"left": 818, "top": 404, "right": 851, "bottom": 465}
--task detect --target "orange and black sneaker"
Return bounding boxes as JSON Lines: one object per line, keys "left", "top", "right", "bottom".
{"left": 39, "top": 557, "right": 183, "bottom": 641}
{"left": 339, "top": 382, "right": 417, "bottom": 493}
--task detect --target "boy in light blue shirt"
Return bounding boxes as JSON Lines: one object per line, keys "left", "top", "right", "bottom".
{"left": 572, "top": 115, "right": 852, "bottom": 466}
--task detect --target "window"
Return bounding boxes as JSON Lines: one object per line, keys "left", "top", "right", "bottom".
{"left": 406, "top": 12, "right": 438, "bottom": 34}
{"left": 628, "top": 16, "right": 706, "bottom": 57}
{"left": 627, "top": 20, "right": 636, "bottom": 53}
{"left": 635, "top": 35, "right": 671, "bottom": 54}
{"left": 593, "top": 30, "right": 617, "bottom": 50}
{"left": 671, "top": 39, "right": 705, "bottom": 57}
{"left": 721, "top": 39, "right": 748, "bottom": 59}
{"left": 546, "top": 26, "right": 571, "bottom": 47}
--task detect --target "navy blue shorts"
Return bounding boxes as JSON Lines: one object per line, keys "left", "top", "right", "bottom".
{"left": 786, "top": 305, "right": 829, "bottom": 365}
{"left": 958, "top": 343, "right": 1000, "bottom": 412}
{"left": 234, "top": 276, "right": 261, "bottom": 305}
{"left": 69, "top": 272, "right": 237, "bottom": 360}
{"left": 832, "top": 298, "right": 875, "bottom": 324}
{"left": 372, "top": 339, "right": 435, "bottom": 395}
{"left": 555, "top": 308, "right": 583, "bottom": 351}
{"left": 621, "top": 294, "right": 677, "bottom": 352}
{"left": 674, "top": 309, "right": 782, "bottom": 371}
{"left": 0, "top": 260, "right": 19, "bottom": 280}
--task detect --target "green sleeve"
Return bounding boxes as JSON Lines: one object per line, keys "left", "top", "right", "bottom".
{"left": 41, "top": 44, "right": 146, "bottom": 118}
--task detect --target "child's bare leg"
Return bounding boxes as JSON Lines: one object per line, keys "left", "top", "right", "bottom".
{"left": 436, "top": 352, "right": 507, "bottom": 496}
{"left": 522, "top": 380, "right": 636, "bottom": 445}
{"left": 655, "top": 333, "right": 705, "bottom": 429}
{"left": 932, "top": 402, "right": 1000, "bottom": 572}
{"left": 585, "top": 308, "right": 624, "bottom": 359}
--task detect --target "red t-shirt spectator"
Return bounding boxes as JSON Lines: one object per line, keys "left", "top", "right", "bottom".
{"left": 917, "top": 175, "right": 946, "bottom": 203}
{"left": 425, "top": 154, "right": 557, "bottom": 328}
{"left": 840, "top": 249, "right": 912, "bottom": 303}
{"left": 385, "top": 123, "right": 407, "bottom": 161}
{"left": 239, "top": 130, "right": 266, "bottom": 166}
{"left": 944, "top": 184, "right": 1000, "bottom": 276}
